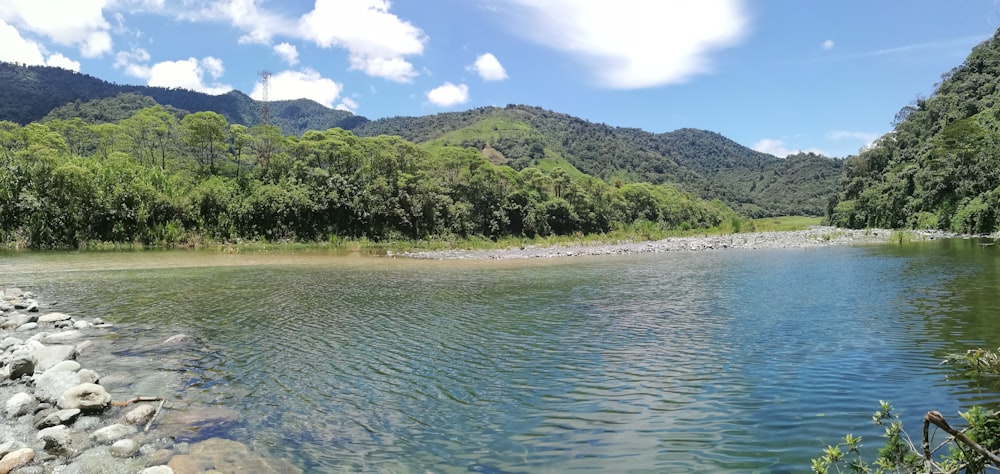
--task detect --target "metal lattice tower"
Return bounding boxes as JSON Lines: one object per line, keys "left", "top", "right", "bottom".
{"left": 258, "top": 68, "right": 272, "bottom": 125}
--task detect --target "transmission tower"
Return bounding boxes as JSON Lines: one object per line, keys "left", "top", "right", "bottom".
{"left": 258, "top": 68, "right": 272, "bottom": 125}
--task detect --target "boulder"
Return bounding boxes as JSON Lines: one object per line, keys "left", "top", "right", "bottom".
{"left": 32, "top": 344, "right": 76, "bottom": 372}
{"left": 33, "top": 408, "right": 81, "bottom": 429}
{"left": 47, "top": 360, "right": 81, "bottom": 373}
{"left": 3, "top": 288, "right": 23, "bottom": 299}
{"left": 123, "top": 404, "right": 157, "bottom": 426}
{"left": 34, "top": 370, "right": 81, "bottom": 403}
{"left": 0, "top": 441, "right": 29, "bottom": 458}
{"left": 0, "top": 337, "right": 22, "bottom": 351}
{"left": 0, "top": 447, "right": 34, "bottom": 473}
{"left": 7, "top": 354, "right": 34, "bottom": 379}
{"left": 77, "top": 368, "right": 100, "bottom": 384}
{"left": 57, "top": 383, "right": 111, "bottom": 413}
{"left": 72, "top": 320, "right": 89, "bottom": 330}
{"left": 4, "top": 392, "right": 37, "bottom": 418}
{"left": 36, "top": 425, "right": 72, "bottom": 452}
{"left": 39, "top": 331, "right": 83, "bottom": 344}
{"left": 14, "top": 322, "right": 37, "bottom": 332}
{"left": 139, "top": 466, "right": 175, "bottom": 474}
{"left": 90, "top": 423, "right": 136, "bottom": 444}
{"left": 37, "top": 312, "right": 72, "bottom": 323}
{"left": 109, "top": 439, "right": 139, "bottom": 458}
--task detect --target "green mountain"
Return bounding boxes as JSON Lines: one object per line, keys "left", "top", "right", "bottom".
{"left": 354, "top": 105, "right": 843, "bottom": 217}
{"left": 1, "top": 61, "right": 843, "bottom": 217}
{"left": 0, "top": 62, "right": 359, "bottom": 135}
{"left": 827, "top": 29, "right": 1000, "bottom": 233}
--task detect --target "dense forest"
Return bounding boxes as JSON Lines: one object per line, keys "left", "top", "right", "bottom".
{"left": 827, "top": 29, "right": 1000, "bottom": 234}
{"left": 0, "top": 61, "right": 844, "bottom": 218}
{"left": 0, "top": 106, "right": 741, "bottom": 248}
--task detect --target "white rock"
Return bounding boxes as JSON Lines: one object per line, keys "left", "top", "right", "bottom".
{"left": 4, "top": 392, "right": 36, "bottom": 418}
{"left": 109, "top": 438, "right": 139, "bottom": 458}
{"left": 38, "top": 312, "right": 72, "bottom": 323}
{"left": 90, "top": 423, "right": 137, "bottom": 444}
{"left": 47, "top": 360, "right": 81, "bottom": 373}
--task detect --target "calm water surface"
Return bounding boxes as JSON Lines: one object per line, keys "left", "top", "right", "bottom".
{"left": 2, "top": 240, "right": 1000, "bottom": 472}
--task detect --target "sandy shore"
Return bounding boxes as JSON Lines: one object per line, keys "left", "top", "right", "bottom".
{"left": 397, "top": 227, "right": 964, "bottom": 260}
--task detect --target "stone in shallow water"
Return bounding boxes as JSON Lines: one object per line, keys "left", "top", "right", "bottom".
{"left": 7, "top": 354, "right": 34, "bottom": 379}
{"left": 124, "top": 404, "right": 157, "bottom": 426}
{"left": 47, "top": 360, "right": 82, "bottom": 373}
{"left": 167, "top": 438, "right": 302, "bottom": 474}
{"left": 33, "top": 408, "right": 81, "bottom": 429}
{"left": 109, "top": 438, "right": 139, "bottom": 458}
{"left": 57, "top": 383, "right": 111, "bottom": 413}
{"left": 4, "top": 392, "right": 36, "bottom": 418}
{"left": 90, "top": 423, "right": 137, "bottom": 444}
{"left": 32, "top": 344, "right": 77, "bottom": 373}
{"left": 36, "top": 425, "right": 72, "bottom": 451}
{"left": 38, "top": 312, "right": 72, "bottom": 323}
{"left": 34, "top": 370, "right": 82, "bottom": 403}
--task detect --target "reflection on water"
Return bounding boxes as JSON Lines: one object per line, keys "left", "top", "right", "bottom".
{"left": 3, "top": 242, "right": 1000, "bottom": 472}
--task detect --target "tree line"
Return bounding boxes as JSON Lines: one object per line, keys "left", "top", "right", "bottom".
{"left": 0, "top": 106, "right": 738, "bottom": 248}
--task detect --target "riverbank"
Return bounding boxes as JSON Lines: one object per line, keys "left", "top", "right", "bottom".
{"left": 0, "top": 289, "right": 301, "bottom": 474}
{"left": 395, "top": 226, "right": 966, "bottom": 260}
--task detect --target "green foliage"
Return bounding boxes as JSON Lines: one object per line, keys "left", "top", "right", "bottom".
{"left": 943, "top": 347, "right": 1000, "bottom": 375}
{"left": 828, "top": 29, "right": 1000, "bottom": 232}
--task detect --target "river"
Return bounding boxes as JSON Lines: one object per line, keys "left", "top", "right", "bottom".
{"left": 2, "top": 239, "right": 999, "bottom": 472}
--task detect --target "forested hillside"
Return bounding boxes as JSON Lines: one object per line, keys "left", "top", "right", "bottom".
{"left": 1, "top": 61, "right": 843, "bottom": 218}
{"left": 0, "top": 106, "right": 741, "bottom": 248}
{"left": 827, "top": 29, "right": 1000, "bottom": 233}
{"left": 0, "top": 62, "right": 360, "bottom": 135}
{"left": 356, "top": 105, "right": 843, "bottom": 216}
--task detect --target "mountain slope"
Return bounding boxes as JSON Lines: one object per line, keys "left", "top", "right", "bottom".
{"left": 354, "top": 105, "right": 843, "bottom": 216}
{"left": 0, "top": 62, "right": 361, "bottom": 135}
{"left": 827, "top": 29, "right": 1000, "bottom": 233}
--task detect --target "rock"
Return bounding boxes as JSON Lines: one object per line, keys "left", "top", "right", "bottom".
{"left": 0, "top": 447, "right": 34, "bottom": 473}
{"left": 139, "top": 466, "right": 175, "bottom": 474}
{"left": 31, "top": 344, "right": 77, "bottom": 372}
{"left": 37, "top": 312, "right": 72, "bottom": 323}
{"left": 109, "top": 439, "right": 139, "bottom": 458}
{"left": 75, "top": 340, "right": 94, "bottom": 354}
{"left": 90, "top": 423, "right": 136, "bottom": 444}
{"left": 5, "top": 392, "right": 37, "bottom": 418}
{"left": 36, "top": 425, "right": 72, "bottom": 451}
{"left": 39, "top": 331, "right": 83, "bottom": 344}
{"left": 172, "top": 438, "right": 303, "bottom": 474}
{"left": 162, "top": 334, "right": 194, "bottom": 345}
{"left": 14, "top": 322, "right": 37, "bottom": 332}
{"left": 34, "top": 370, "right": 81, "bottom": 403}
{"left": 0, "top": 301, "right": 11, "bottom": 312}
{"left": 3, "top": 288, "right": 23, "bottom": 299}
{"left": 47, "top": 360, "right": 81, "bottom": 373}
{"left": 0, "top": 337, "right": 22, "bottom": 351}
{"left": 124, "top": 404, "right": 157, "bottom": 426}
{"left": 77, "top": 368, "right": 99, "bottom": 384}
{"left": 0, "top": 441, "right": 28, "bottom": 458}
{"left": 72, "top": 320, "right": 89, "bottom": 330}
{"left": 147, "top": 448, "right": 173, "bottom": 466}
{"left": 33, "top": 408, "right": 80, "bottom": 429}
{"left": 160, "top": 407, "right": 240, "bottom": 442}
{"left": 57, "top": 383, "right": 111, "bottom": 413}
{"left": 7, "top": 354, "right": 34, "bottom": 379}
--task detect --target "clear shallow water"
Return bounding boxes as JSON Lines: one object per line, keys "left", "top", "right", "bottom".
{"left": 2, "top": 241, "right": 1000, "bottom": 472}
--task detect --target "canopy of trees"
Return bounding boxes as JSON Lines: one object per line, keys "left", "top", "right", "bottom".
{"left": 827, "top": 29, "right": 1000, "bottom": 234}
{"left": 0, "top": 107, "right": 738, "bottom": 248}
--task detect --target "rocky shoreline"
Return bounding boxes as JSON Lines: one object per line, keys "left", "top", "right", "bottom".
{"left": 396, "top": 226, "right": 967, "bottom": 260}
{"left": 0, "top": 289, "right": 302, "bottom": 474}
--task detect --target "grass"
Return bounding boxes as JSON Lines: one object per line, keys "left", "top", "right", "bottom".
{"left": 746, "top": 216, "right": 824, "bottom": 232}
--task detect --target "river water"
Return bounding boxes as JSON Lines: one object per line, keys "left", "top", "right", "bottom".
{"left": 2, "top": 239, "right": 999, "bottom": 472}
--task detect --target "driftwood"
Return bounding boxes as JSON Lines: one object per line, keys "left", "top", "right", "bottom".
{"left": 110, "top": 396, "right": 164, "bottom": 407}
{"left": 923, "top": 410, "right": 1000, "bottom": 470}
{"left": 144, "top": 398, "right": 166, "bottom": 433}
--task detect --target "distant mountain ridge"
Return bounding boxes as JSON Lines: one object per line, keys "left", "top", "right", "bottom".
{"left": 0, "top": 61, "right": 842, "bottom": 217}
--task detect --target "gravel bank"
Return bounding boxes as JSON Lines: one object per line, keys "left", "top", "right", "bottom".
{"left": 396, "top": 227, "right": 964, "bottom": 260}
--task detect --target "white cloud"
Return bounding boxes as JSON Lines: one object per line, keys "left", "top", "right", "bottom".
{"left": 0, "top": 19, "right": 81, "bottom": 71}
{"left": 250, "top": 69, "right": 343, "bottom": 108}
{"left": 299, "top": 0, "right": 426, "bottom": 82}
{"left": 177, "top": 0, "right": 292, "bottom": 45}
{"left": 826, "top": 130, "right": 879, "bottom": 144}
{"left": 505, "top": 0, "right": 747, "bottom": 89}
{"left": 45, "top": 52, "right": 81, "bottom": 71}
{"left": 469, "top": 52, "right": 508, "bottom": 81}
{"left": 822, "top": 39, "right": 835, "bottom": 50}
{"left": 0, "top": 0, "right": 113, "bottom": 57}
{"left": 131, "top": 57, "right": 233, "bottom": 95}
{"left": 752, "top": 138, "right": 823, "bottom": 158}
{"left": 427, "top": 82, "right": 469, "bottom": 107}
{"left": 336, "top": 97, "right": 359, "bottom": 113}
{"left": 274, "top": 42, "right": 299, "bottom": 65}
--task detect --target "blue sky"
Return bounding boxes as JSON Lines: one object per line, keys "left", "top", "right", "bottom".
{"left": 1, "top": 1, "right": 997, "bottom": 158}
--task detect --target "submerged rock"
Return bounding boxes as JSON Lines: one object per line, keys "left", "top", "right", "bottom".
{"left": 123, "top": 404, "right": 157, "bottom": 426}
{"left": 90, "top": 424, "right": 137, "bottom": 444}
{"left": 167, "top": 438, "right": 302, "bottom": 474}
{"left": 109, "top": 439, "right": 139, "bottom": 458}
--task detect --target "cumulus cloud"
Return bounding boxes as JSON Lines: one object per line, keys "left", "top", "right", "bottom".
{"left": 752, "top": 138, "right": 823, "bottom": 158}
{"left": 469, "top": 52, "right": 508, "bottom": 81}
{"left": 823, "top": 39, "right": 835, "bottom": 50}
{"left": 299, "top": 0, "right": 426, "bottom": 82}
{"left": 0, "top": 0, "right": 113, "bottom": 57}
{"left": 124, "top": 57, "right": 233, "bottom": 95}
{"left": 250, "top": 69, "right": 343, "bottom": 108}
{"left": 336, "top": 97, "right": 359, "bottom": 113}
{"left": 427, "top": 82, "right": 469, "bottom": 107}
{"left": 0, "top": 19, "right": 81, "bottom": 70}
{"left": 504, "top": 0, "right": 747, "bottom": 89}
{"left": 826, "top": 130, "right": 879, "bottom": 144}
{"left": 177, "top": 0, "right": 292, "bottom": 44}
{"left": 274, "top": 42, "right": 299, "bottom": 65}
